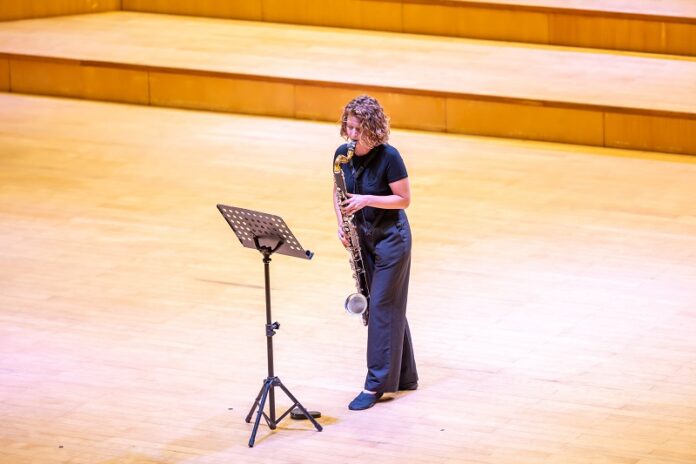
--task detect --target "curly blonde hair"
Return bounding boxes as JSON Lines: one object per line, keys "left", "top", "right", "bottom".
{"left": 340, "top": 95, "right": 390, "bottom": 148}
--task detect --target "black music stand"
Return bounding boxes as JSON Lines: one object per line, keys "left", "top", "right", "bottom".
{"left": 216, "top": 204, "right": 322, "bottom": 448}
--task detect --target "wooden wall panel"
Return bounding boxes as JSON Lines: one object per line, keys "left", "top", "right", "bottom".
{"left": 456, "top": 7, "right": 548, "bottom": 43}
{"left": 0, "top": 59, "right": 9, "bottom": 91}
{"left": 10, "top": 60, "right": 149, "bottom": 104}
{"left": 402, "top": 4, "right": 459, "bottom": 37}
{"left": 403, "top": 4, "right": 548, "bottom": 43}
{"left": 262, "top": 0, "right": 360, "bottom": 29}
{"left": 260, "top": 0, "right": 404, "bottom": 32}
{"left": 0, "top": 0, "right": 119, "bottom": 21}
{"left": 665, "top": 22, "right": 696, "bottom": 56}
{"left": 296, "top": 86, "right": 447, "bottom": 132}
{"left": 399, "top": 2, "right": 696, "bottom": 57}
{"left": 378, "top": 92, "right": 447, "bottom": 132}
{"left": 549, "top": 14, "right": 667, "bottom": 55}
{"left": 605, "top": 113, "right": 696, "bottom": 155}
{"left": 123, "top": 0, "right": 402, "bottom": 32}
{"left": 149, "top": 73, "right": 295, "bottom": 118}
{"left": 359, "top": 1, "right": 403, "bottom": 33}
{"left": 298, "top": 0, "right": 362, "bottom": 28}
{"left": 121, "top": 0, "right": 263, "bottom": 20}
{"left": 117, "top": 1, "right": 695, "bottom": 56}
{"left": 446, "top": 98, "right": 605, "bottom": 146}
{"left": 295, "top": 85, "right": 372, "bottom": 123}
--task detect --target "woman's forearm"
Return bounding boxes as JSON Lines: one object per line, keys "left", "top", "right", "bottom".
{"left": 361, "top": 194, "right": 410, "bottom": 210}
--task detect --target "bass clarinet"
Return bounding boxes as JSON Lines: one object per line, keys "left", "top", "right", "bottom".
{"left": 334, "top": 141, "right": 370, "bottom": 325}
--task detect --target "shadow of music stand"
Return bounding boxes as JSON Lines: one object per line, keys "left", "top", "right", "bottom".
{"left": 216, "top": 204, "right": 322, "bottom": 448}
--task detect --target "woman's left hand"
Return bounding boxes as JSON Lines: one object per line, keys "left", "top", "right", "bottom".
{"left": 341, "top": 193, "right": 371, "bottom": 216}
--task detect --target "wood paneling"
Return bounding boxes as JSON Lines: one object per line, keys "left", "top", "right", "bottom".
{"left": 378, "top": 92, "right": 448, "bottom": 132}
{"left": 123, "top": 0, "right": 403, "bottom": 32}
{"left": 10, "top": 59, "right": 149, "bottom": 104}
{"left": 263, "top": 0, "right": 362, "bottom": 29}
{"left": 605, "top": 113, "right": 696, "bottom": 155}
{"left": 295, "top": 85, "right": 373, "bottom": 123}
{"left": 550, "top": 14, "right": 667, "bottom": 55}
{"left": 359, "top": 0, "right": 403, "bottom": 32}
{"left": 403, "top": 4, "right": 549, "bottom": 43}
{"left": 122, "top": 0, "right": 263, "bottom": 21}
{"left": 400, "top": 3, "right": 696, "bottom": 56}
{"left": 1, "top": 11, "right": 694, "bottom": 155}
{"left": 416, "top": 0, "right": 696, "bottom": 20}
{"left": 446, "top": 98, "right": 605, "bottom": 146}
{"left": 665, "top": 21, "right": 696, "bottom": 56}
{"left": 0, "top": 59, "right": 8, "bottom": 91}
{"left": 1, "top": 13, "right": 691, "bottom": 116}
{"left": 262, "top": 0, "right": 403, "bottom": 31}
{"left": 296, "top": 86, "right": 447, "bottom": 132}
{"left": 119, "top": 0, "right": 696, "bottom": 56}
{"left": 0, "top": 0, "right": 118, "bottom": 21}
{"left": 149, "top": 72, "right": 295, "bottom": 117}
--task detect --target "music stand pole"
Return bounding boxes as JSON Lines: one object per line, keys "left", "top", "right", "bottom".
{"left": 216, "top": 205, "right": 322, "bottom": 448}
{"left": 263, "top": 250, "right": 276, "bottom": 425}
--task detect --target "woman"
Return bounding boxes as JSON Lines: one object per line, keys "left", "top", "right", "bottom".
{"left": 333, "top": 95, "right": 418, "bottom": 411}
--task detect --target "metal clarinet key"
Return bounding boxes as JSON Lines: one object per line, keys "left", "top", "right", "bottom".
{"left": 333, "top": 140, "right": 371, "bottom": 326}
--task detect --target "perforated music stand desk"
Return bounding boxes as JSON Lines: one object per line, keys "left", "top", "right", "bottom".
{"left": 216, "top": 204, "right": 322, "bottom": 447}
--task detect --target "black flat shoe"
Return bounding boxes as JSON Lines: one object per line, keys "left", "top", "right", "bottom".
{"left": 399, "top": 381, "right": 418, "bottom": 391}
{"left": 348, "top": 391, "right": 383, "bottom": 410}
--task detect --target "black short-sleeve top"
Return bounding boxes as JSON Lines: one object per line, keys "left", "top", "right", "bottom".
{"left": 333, "top": 143, "right": 408, "bottom": 227}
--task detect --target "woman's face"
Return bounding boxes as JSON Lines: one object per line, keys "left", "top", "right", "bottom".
{"left": 345, "top": 115, "right": 368, "bottom": 152}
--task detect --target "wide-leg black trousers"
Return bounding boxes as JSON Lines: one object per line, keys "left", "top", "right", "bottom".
{"left": 360, "top": 214, "right": 418, "bottom": 393}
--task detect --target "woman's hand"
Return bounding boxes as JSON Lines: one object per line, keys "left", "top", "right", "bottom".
{"left": 337, "top": 225, "right": 350, "bottom": 248}
{"left": 341, "top": 193, "right": 371, "bottom": 216}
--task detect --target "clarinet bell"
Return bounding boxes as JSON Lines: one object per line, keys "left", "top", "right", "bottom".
{"left": 345, "top": 292, "right": 368, "bottom": 316}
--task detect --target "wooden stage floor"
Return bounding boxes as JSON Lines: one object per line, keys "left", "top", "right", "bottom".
{"left": 1, "top": 93, "right": 695, "bottom": 463}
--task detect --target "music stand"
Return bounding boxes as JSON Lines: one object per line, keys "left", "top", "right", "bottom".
{"left": 216, "top": 204, "right": 322, "bottom": 447}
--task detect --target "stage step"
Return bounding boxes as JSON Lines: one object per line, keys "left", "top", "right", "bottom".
{"left": 121, "top": 0, "right": 696, "bottom": 57}
{"left": 1, "top": 12, "right": 694, "bottom": 155}
{"left": 3, "top": 1, "right": 695, "bottom": 57}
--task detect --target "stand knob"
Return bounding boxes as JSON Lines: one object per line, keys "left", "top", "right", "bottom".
{"left": 266, "top": 321, "right": 280, "bottom": 336}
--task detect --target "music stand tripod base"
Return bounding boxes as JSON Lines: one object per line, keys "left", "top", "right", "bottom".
{"left": 291, "top": 408, "right": 321, "bottom": 420}
{"left": 216, "top": 204, "right": 322, "bottom": 447}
